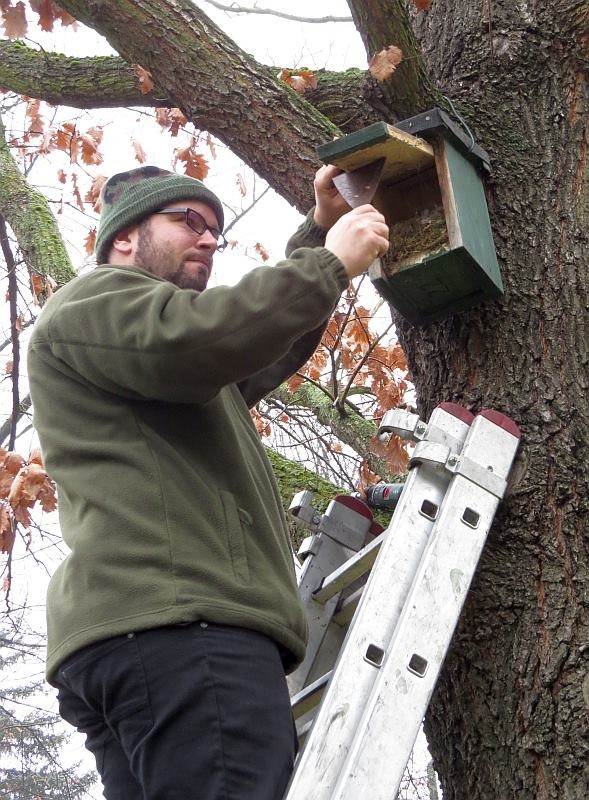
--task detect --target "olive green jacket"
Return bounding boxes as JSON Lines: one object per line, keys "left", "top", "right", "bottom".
{"left": 28, "top": 214, "right": 348, "bottom": 681}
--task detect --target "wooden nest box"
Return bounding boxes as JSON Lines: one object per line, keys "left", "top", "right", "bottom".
{"left": 317, "top": 109, "right": 503, "bottom": 326}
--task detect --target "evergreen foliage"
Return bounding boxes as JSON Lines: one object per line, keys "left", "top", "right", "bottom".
{"left": 0, "top": 631, "right": 95, "bottom": 799}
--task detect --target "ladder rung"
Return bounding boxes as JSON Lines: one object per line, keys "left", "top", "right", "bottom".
{"left": 312, "top": 532, "right": 384, "bottom": 604}
{"left": 333, "top": 587, "right": 363, "bottom": 627}
{"left": 291, "top": 671, "right": 331, "bottom": 719}
{"left": 295, "top": 717, "right": 314, "bottom": 745}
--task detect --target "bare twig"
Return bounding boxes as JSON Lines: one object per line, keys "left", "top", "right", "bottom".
{"left": 0, "top": 318, "right": 34, "bottom": 352}
{"left": 330, "top": 280, "right": 365, "bottom": 413}
{"left": 22, "top": 104, "right": 60, "bottom": 178}
{"left": 0, "top": 214, "right": 20, "bottom": 450}
{"left": 17, "top": 528, "right": 53, "bottom": 578}
{"left": 202, "top": 0, "right": 352, "bottom": 24}
{"left": 3, "top": 550, "right": 13, "bottom": 609}
{"left": 323, "top": 280, "right": 363, "bottom": 403}
{"left": 338, "top": 319, "right": 395, "bottom": 409}
{"left": 262, "top": 399, "right": 357, "bottom": 487}
{"left": 223, "top": 184, "right": 271, "bottom": 236}
{"left": 0, "top": 635, "right": 45, "bottom": 653}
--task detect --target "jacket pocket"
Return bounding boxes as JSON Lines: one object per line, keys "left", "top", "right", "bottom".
{"left": 219, "top": 490, "right": 251, "bottom": 583}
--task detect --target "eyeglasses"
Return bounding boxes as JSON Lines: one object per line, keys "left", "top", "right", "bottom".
{"left": 155, "top": 207, "right": 228, "bottom": 251}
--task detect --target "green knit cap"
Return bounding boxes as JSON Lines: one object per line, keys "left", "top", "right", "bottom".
{"left": 94, "top": 166, "right": 224, "bottom": 263}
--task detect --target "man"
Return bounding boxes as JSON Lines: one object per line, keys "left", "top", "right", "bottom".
{"left": 27, "top": 164, "right": 389, "bottom": 800}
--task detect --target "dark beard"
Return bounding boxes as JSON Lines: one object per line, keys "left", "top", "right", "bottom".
{"left": 134, "top": 222, "right": 209, "bottom": 291}
{"left": 134, "top": 222, "right": 162, "bottom": 273}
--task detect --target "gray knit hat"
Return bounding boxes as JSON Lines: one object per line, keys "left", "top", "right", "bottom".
{"left": 94, "top": 166, "right": 224, "bottom": 263}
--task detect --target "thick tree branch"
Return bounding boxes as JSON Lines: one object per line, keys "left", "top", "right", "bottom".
{"left": 0, "top": 41, "right": 381, "bottom": 132}
{"left": 0, "top": 115, "right": 75, "bottom": 286}
{"left": 49, "top": 0, "right": 438, "bottom": 209}
{"left": 306, "top": 69, "right": 383, "bottom": 131}
{"left": 55, "top": 0, "right": 342, "bottom": 211}
{"left": 346, "top": 0, "right": 441, "bottom": 118}
{"left": 0, "top": 396, "right": 31, "bottom": 450}
{"left": 264, "top": 448, "right": 341, "bottom": 548}
{"left": 0, "top": 40, "right": 172, "bottom": 108}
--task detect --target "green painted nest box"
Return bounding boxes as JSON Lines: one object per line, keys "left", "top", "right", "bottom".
{"left": 317, "top": 108, "right": 503, "bottom": 326}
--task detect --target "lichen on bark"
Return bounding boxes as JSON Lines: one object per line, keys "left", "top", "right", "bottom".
{"left": 0, "top": 117, "right": 75, "bottom": 286}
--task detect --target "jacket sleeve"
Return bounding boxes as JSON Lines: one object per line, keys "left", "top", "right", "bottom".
{"left": 237, "top": 210, "right": 336, "bottom": 407}
{"left": 31, "top": 241, "right": 348, "bottom": 406}
{"left": 284, "top": 208, "right": 327, "bottom": 255}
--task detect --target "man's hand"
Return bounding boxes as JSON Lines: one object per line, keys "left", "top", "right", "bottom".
{"left": 325, "top": 205, "right": 389, "bottom": 280}
{"left": 313, "top": 164, "right": 352, "bottom": 230}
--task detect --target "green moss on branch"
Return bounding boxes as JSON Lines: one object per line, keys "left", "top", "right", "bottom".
{"left": 0, "top": 117, "right": 75, "bottom": 286}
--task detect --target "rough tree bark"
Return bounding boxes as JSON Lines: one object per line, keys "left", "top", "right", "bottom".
{"left": 403, "top": 4, "right": 589, "bottom": 798}
{"left": 1, "top": 0, "right": 588, "bottom": 797}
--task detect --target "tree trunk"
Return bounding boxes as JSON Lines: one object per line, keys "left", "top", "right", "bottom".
{"left": 398, "top": 3, "right": 589, "bottom": 798}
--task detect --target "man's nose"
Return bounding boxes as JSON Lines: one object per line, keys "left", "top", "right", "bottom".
{"left": 195, "top": 228, "right": 218, "bottom": 251}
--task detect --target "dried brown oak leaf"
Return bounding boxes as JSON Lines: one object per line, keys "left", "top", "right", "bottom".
{"left": 0, "top": 505, "right": 15, "bottom": 555}
{"left": 2, "top": 2, "right": 27, "bottom": 38}
{"left": 369, "top": 46, "right": 404, "bottom": 81}
{"left": 278, "top": 68, "right": 318, "bottom": 95}
{"left": 133, "top": 64, "right": 154, "bottom": 95}
{"left": 9, "top": 462, "right": 56, "bottom": 526}
{"left": 84, "top": 227, "right": 97, "bottom": 255}
{"left": 175, "top": 143, "right": 209, "bottom": 180}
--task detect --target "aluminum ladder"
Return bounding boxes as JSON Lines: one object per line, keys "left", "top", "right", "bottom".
{"left": 285, "top": 402, "right": 521, "bottom": 800}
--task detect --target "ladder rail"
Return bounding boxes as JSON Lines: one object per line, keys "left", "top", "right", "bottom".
{"left": 288, "top": 493, "right": 384, "bottom": 696}
{"left": 285, "top": 404, "right": 474, "bottom": 800}
{"left": 334, "top": 474, "right": 507, "bottom": 796}
{"left": 287, "top": 532, "right": 348, "bottom": 695}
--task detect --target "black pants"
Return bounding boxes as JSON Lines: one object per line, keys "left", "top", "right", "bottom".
{"left": 54, "top": 622, "right": 296, "bottom": 800}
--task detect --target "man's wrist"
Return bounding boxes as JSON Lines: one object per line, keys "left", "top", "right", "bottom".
{"left": 312, "top": 209, "right": 331, "bottom": 230}
{"left": 303, "top": 208, "right": 329, "bottom": 241}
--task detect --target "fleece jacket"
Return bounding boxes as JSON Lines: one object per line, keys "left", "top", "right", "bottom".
{"left": 27, "top": 213, "right": 348, "bottom": 681}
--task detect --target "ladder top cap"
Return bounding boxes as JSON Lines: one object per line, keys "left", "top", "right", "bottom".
{"left": 332, "top": 494, "right": 373, "bottom": 522}
{"left": 479, "top": 409, "right": 522, "bottom": 439}
{"left": 437, "top": 402, "right": 475, "bottom": 425}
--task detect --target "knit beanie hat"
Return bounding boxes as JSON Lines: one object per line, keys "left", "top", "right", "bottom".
{"left": 94, "top": 166, "right": 225, "bottom": 263}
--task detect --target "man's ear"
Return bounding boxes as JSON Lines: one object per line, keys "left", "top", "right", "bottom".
{"left": 110, "top": 226, "right": 135, "bottom": 258}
